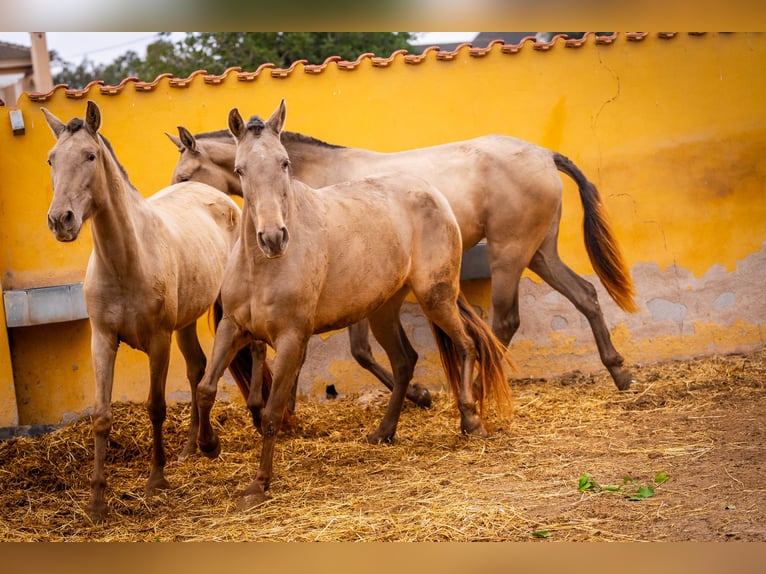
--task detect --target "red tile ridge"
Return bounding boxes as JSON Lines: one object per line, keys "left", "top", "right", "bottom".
{"left": 61, "top": 79, "right": 107, "bottom": 100}
{"left": 468, "top": 39, "right": 504, "bottom": 57}
{"left": 500, "top": 35, "right": 538, "bottom": 54}
{"left": 303, "top": 55, "right": 342, "bottom": 74}
{"left": 204, "top": 67, "right": 242, "bottom": 84}
{"left": 336, "top": 53, "right": 376, "bottom": 70}
{"left": 371, "top": 49, "right": 408, "bottom": 67}
{"left": 134, "top": 73, "right": 174, "bottom": 91}
{"left": 168, "top": 69, "right": 208, "bottom": 88}
{"left": 237, "top": 63, "right": 276, "bottom": 81}
{"left": 26, "top": 84, "right": 70, "bottom": 102}
{"left": 404, "top": 45, "right": 440, "bottom": 64}
{"left": 99, "top": 76, "right": 140, "bottom": 95}
{"left": 436, "top": 43, "right": 472, "bottom": 60}
{"left": 271, "top": 59, "right": 308, "bottom": 78}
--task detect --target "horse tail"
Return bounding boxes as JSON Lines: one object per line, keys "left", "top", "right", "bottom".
{"left": 553, "top": 152, "right": 638, "bottom": 313}
{"left": 432, "top": 293, "right": 514, "bottom": 420}
{"left": 212, "top": 300, "right": 273, "bottom": 404}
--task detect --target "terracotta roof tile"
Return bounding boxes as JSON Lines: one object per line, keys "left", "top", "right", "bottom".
{"left": 18, "top": 34, "right": 728, "bottom": 103}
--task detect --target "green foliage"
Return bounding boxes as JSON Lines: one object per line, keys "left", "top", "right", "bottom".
{"left": 52, "top": 32, "right": 415, "bottom": 90}
{"left": 577, "top": 472, "right": 669, "bottom": 501}
{"left": 531, "top": 529, "right": 551, "bottom": 538}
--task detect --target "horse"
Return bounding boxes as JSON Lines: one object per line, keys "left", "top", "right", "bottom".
{"left": 194, "top": 100, "right": 513, "bottom": 510}
{"left": 168, "top": 109, "right": 638, "bottom": 394}
{"left": 42, "top": 101, "right": 241, "bottom": 523}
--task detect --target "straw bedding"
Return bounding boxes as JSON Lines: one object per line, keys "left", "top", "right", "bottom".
{"left": 1, "top": 349, "right": 764, "bottom": 541}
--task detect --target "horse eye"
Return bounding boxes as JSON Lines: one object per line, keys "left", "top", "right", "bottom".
{"left": 46, "top": 159, "right": 52, "bottom": 166}
{"left": 234, "top": 166, "right": 243, "bottom": 177}
{"left": 281, "top": 159, "right": 290, "bottom": 170}
{"left": 178, "top": 175, "right": 190, "bottom": 182}
{"left": 87, "top": 152, "right": 96, "bottom": 161}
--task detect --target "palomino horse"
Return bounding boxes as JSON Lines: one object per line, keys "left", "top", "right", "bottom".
{"left": 42, "top": 101, "right": 241, "bottom": 523}
{"left": 195, "top": 100, "right": 513, "bottom": 509}
{"left": 169, "top": 112, "right": 638, "bottom": 395}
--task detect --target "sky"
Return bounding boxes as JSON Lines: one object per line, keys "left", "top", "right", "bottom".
{"left": 0, "top": 32, "right": 478, "bottom": 67}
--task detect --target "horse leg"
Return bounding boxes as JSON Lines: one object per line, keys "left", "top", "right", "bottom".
{"left": 240, "top": 330, "right": 309, "bottom": 510}
{"left": 86, "top": 329, "right": 118, "bottom": 523}
{"left": 412, "top": 278, "right": 488, "bottom": 436}
{"left": 528, "top": 237, "right": 634, "bottom": 390}
{"left": 175, "top": 323, "right": 206, "bottom": 461}
{"left": 348, "top": 320, "right": 431, "bottom": 408}
{"left": 246, "top": 341, "right": 268, "bottom": 430}
{"left": 145, "top": 335, "right": 173, "bottom": 497}
{"left": 484, "top": 243, "right": 526, "bottom": 347}
{"left": 196, "top": 316, "right": 247, "bottom": 458}
{"left": 365, "top": 293, "right": 417, "bottom": 444}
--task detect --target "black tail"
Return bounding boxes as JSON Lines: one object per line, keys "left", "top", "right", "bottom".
{"left": 553, "top": 152, "right": 638, "bottom": 313}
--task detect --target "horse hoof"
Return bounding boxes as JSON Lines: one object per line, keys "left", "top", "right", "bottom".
{"left": 461, "top": 419, "right": 488, "bottom": 437}
{"left": 178, "top": 442, "right": 197, "bottom": 462}
{"left": 407, "top": 385, "right": 432, "bottom": 409}
{"left": 237, "top": 492, "right": 268, "bottom": 512}
{"left": 609, "top": 366, "right": 635, "bottom": 391}
{"left": 199, "top": 435, "right": 221, "bottom": 459}
{"left": 366, "top": 432, "right": 395, "bottom": 445}
{"left": 87, "top": 501, "right": 108, "bottom": 524}
{"left": 145, "top": 477, "right": 170, "bottom": 498}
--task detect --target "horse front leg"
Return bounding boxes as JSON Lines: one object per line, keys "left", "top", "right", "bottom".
{"left": 196, "top": 316, "right": 245, "bottom": 458}
{"left": 145, "top": 335, "right": 172, "bottom": 497}
{"left": 246, "top": 341, "right": 269, "bottom": 430}
{"left": 239, "top": 331, "right": 308, "bottom": 511}
{"left": 175, "top": 323, "right": 206, "bottom": 461}
{"left": 86, "top": 330, "right": 118, "bottom": 523}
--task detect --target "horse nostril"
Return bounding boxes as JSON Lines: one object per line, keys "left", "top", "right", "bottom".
{"left": 60, "top": 211, "right": 75, "bottom": 226}
{"left": 281, "top": 227, "right": 289, "bottom": 245}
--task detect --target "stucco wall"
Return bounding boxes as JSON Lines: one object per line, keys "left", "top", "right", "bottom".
{"left": 1, "top": 32, "right": 764, "bottom": 426}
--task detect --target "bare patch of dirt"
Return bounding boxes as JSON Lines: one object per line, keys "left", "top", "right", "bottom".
{"left": 1, "top": 349, "right": 764, "bottom": 541}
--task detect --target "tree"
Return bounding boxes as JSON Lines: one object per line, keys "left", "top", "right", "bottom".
{"left": 53, "top": 32, "right": 415, "bottom": 89}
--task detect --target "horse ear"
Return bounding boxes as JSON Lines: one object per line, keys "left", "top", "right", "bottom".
{"left": 165, "top": 131, "right": 183, "bottom": 152}
{"left": 85, "top": 100, "right": 101, "bottom": 134}
{"left": 177, "top": 126, "right": 198, "bottom": 153}
{"left": 268, "top": 99, "right": 286, "bottom": 135}
{"left": 40, "top": 107, "right": 66, "bottom": 138}
{"left": 228, "top": 108, "right": 246, "bottom": 140}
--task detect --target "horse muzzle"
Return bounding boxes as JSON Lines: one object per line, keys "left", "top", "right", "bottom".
{"left": 47, "top": 210, "right": 81, "bottom": 242}
{"left": 257, "top": 226, "right": 290, "bottom": 259}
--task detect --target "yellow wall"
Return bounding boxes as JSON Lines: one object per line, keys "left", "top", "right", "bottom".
{"left": 1, "top": 33, "right": 765, "bottom": 425}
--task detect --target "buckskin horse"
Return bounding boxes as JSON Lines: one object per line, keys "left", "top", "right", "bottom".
{"left": 168, "top": 107, "right": 638, "bottom": 396}
{"left": 43, "top": 101, "right": 241, "bottom": 523}
{"left": 194, "top": 100, "right": 513, "bottom": 509}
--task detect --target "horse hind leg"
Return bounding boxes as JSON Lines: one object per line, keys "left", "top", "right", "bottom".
{"left": 365, "top": 293, "right": 418, "bottom": 444}
{"left": 175, "top": 323, "right": 206, "bottom": 461}
{"left": 348, "top": 319, "right": 431, "bottom": 408}
{"left": 529, "top": 239, "right": 634, "bottom": 390}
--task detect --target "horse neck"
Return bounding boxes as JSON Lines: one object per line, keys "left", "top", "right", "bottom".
{"left": 206, "top": 138, "right": 241, "bottom": 195}
{"left": 89, "top": 148, "right": 150, "bottom": 276}
{"left": 282, "top": 137, "right": 349, "bottom": 186}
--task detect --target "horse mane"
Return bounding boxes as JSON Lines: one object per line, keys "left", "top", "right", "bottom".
{"left": 64, "top": 117, "right": 134, "bottom": 186}
{"left": 281, "top": 130, "right": 345, "bottom": 149}
{"left": 190, "top": 116, "right": 345, "bottom": 149}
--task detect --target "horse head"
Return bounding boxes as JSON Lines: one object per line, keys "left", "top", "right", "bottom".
{"left": 41, "top": 100, "right": 103, "bottom": 242}
{"left": 228, "top": 99, "right": 291, "bottom": 258}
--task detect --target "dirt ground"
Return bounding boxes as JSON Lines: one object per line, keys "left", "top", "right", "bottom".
{"left": 1, "top": 348, "right": 764, "bottom": 542}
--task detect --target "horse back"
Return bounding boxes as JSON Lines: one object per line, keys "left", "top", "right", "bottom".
{"left": 309, "top": 173, "right": 461, "bottom": 330}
